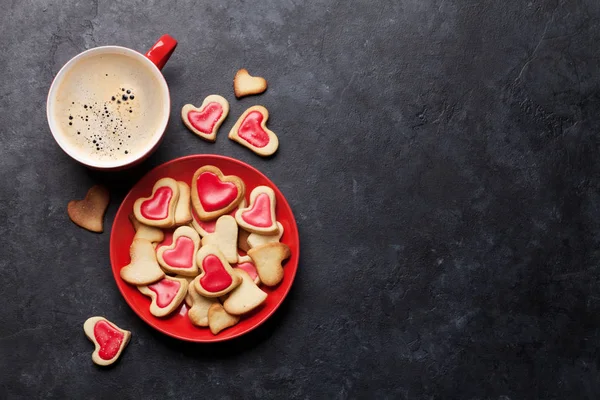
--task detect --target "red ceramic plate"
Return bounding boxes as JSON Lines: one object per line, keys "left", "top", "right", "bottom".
{"left": 110, "top": 154, "right": 299, "bottom": 342}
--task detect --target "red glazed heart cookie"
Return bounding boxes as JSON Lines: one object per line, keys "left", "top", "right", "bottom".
{"left": 133, "top": 178, "right": 180, "bottom": 228}
{"left": 138, "top": 276, "right": 188, "bottom": 317}
{"left": 229, "top": 106, "right": 279, "bottom": 157}
{"left": 182, "top": 95, "right": 229, "bottom": 142}
{"left": 190, "top": 165, "right": 245, "bottom": 221}
{"left": 156, "top": 226, "right": 201, "bottom": 276}
{"left": 233, "top": 69, "right": 267, "bottom": 98}
{"left": 194, "top": 245, "right": 241, "bottom": 298}
{"left": 234, "top": 255, "right": 260, "bottom": 285}
{"left": 83, "top": 316, "right": 131, "bottom": 366}
{"left": 235, "top": 186, "right": 278, "bottom": 234}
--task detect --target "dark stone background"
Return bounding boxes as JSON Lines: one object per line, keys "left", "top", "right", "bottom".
{"left": 1, "top": 0, "right": 599, "bottom": 398}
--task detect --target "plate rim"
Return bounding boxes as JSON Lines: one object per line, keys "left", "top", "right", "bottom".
{"left": 109, "top": 154, "right": 300, "bottom": 342}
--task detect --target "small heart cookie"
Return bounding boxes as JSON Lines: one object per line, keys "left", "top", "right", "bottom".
{"left": 235, "top": 186, "right": 278, "bottom": 234}
{"left": 223, "top": 269, "right": 267, "bottom": 315}
{"left": 138, "top": 275, "right": 188, "bottom": 317}
{"left": 133, "top": 178, "right": 180, "bottom": 228}
{"left": 229, "top": 106, "right": 278, "bottom": 157}
{"left": 208, "top": 303, "right": 240, "bottom": 335}
{"left": 157, "top": 226, "right": 201, "bottom": 276}
{"left": 201, "top": 215, "right": 238, "bottom": 264}
{"left": 247, "top": 242, "right": 291, "bottom": 287}
{"left": 182, "top": 95, "right": 229, "bottom": 142}
{"left": 174, "top": 181, "right": 193, "bottom": 226}
{"left": 237, "top": 228, "right": 252, "bottom": 253}
{"left": 233, "top": 69, "right": 267, "bottom": 98}
{"left": 129, "top": 214, "right": 164, "bottom": 244}
{"left": 67, "top": 185, "right": 110, "bottom": 233}
{"left": 234, "top": 255, "right": 260, "bottom": 285}
{"left": 190, "top": 198, "right": 246, "bottom": 237}
{"left": 190, "top": 165, "right": 245, "bottom": 221}
{"left": 187, "top": 277, "right": 218, "bottom": 327}
{"left": 83, "top": 316, "right": 131, "bottom": 366}
{"left": 247, "top": 221, "right": 284, "bottom": 249}
{"left": 194, "top": 245, "right": 241, "bottom": 298}
{"left": 120, "top": 239, "right": 165, "bottom": 286}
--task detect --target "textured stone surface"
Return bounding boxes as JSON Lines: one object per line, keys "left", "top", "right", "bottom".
{"left": 1, "top": 0, "right": 600, "bottom": 398}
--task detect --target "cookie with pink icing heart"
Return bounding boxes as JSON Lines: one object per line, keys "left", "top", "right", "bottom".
{"left": 234, "top": 255, "right": 260, "bottom": 285}
{"left": 235, "top": 186, "right": 278, "bottom": 235}
{"left": 156, "top": 226, "right": 201, "bottom": 276}
{"left": 229, "top": 106, "right": 279, "bottom": 157}
{"left": 138, "top": 275, "right": 188, "bottom": 317}
{"left": 190, "top": 165, "right": 245, "bottom": 221}
{"left": 133, "top": 178, "right": 180, "bottom": 228}
{"left": 190, "top": 198, "right": 246, "bottom": 237}
{"left": 182, "top": 95, "right": 229, "bottom": 142}
{"left": 201, "top": 215, "right": 238, "bottom": 264}
{"left": 83, "top": 316, "right": 131, "bottom": 366}
{"left": 194, "top": 245, "right": 241, "bottom": 298}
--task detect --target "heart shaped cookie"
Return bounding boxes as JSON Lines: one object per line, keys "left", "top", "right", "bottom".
{"left": 138, "top": 275, "right": 188, "bottom": 317}
{"left": 129, "top": 214, "right": 164, "bottom": 244}
{"left": 174, "top": 181, "right": 193, "bottom": 226}
{"left": 234, "top": 255, "right": 261, "bottom": 285}
{"left": 223, "top": 269, "right": 267, "bottom": 315}
{"left": 187, "top": 277, "right": 218, "bottom": 327}
{"left": 207, "top": 303, "right": 240, "bottom": 335}
{"left": 120, "top": 239, "right": 165, "bottom": 286}
{"left": 247, "top": 221, "right": 284, "bottom": 249}
{"left": 190, "top": 165, "right": 245, "bottom": 221}
{"left": 235, "top": 186, "right": 278, "bottom": 234}
{"left": 67, "top": 185, "right": 110, "bottom": 233}
{"left": 247, "top": 242, "right": 291, "bottom": 287}
{"left": 133, "top": 178, "right": 180, "bottom": 228}
{"left": 233, "top": 69, "right": 267, "bottom": 98}
{"left": 194, "top": 245, "right": 241, "bottom": 298}
{"left": 201, "top": 215, "right": 239, "bottom": 264}
{"left": 181, "top": 95, "right": 229, "bottom": 142}
{"left": 190, "top": 198, "right": 246, "bottom": 237}
{"left": 156, "top": 226, "right": 201, "bottom": 276}
{"left": 83, "top": 316, "right": 131, "bottom": 366}
{"left": 229, "top": 106, "right": 279, "bottom": 157}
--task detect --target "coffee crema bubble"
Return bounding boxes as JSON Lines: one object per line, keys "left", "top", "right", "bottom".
{"left": 52, "top": 53, "right": 166, "bottom": 161}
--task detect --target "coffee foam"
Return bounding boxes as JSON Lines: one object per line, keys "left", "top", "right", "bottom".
{"left": 51, "top": 51, "right": 167, "bottom": 163}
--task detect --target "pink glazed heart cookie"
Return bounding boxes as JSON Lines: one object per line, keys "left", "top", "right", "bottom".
{"left": 229, "top": 106, "right": 278, "bottom": 157}
{"left": 182, "top": 95, "right": 229, "bottom": 142}
{"left": 235, "top": 186, "right": 278, "bottom": 234}
{"left": 83, "top": 317, "right": 131, "bottom": 366}
{"left": 194, "top": 245, "right": 241, "bottom": 298}
{"left": 190, "top": 165, "right": 245, "bottom": 221}
{"left": 234, "top": 255, "right": 260, "bottom": 285}
{"left": 138, "top": 275, "right": 188, "bottom": 317}
{"left": 157, "top": 226, "right": 201, "bottom": 276}
{"left": 133, "top": 178, "right": 180, "bottom": 228}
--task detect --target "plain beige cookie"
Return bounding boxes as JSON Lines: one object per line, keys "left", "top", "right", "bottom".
{"left": 233, "top": 69, "right": 267, "bottom": 98}
{"left": 247, "top": 221, "right": 284, "bottom": 249}
{"left": 129, "top": 213, "right": 164, "bottom": 244}
{"left": 201, "top": 215, "right": 238, "bottom": 264}
{"left": 187, "top": 277, "right": 218, "bottom": 327}
{"left": 247, "top": 242, "right": 291, "bottom": 287}
{"left": 174, "top": 181, "right": 193, "bottom": 226}
{"left": 120, "top": 239, "right": 165, "bottom": 286}
{"left": 208, "top": 303, "right": 240, "bottom": 335}
{"left": 223, "top": 269, "right": 267, "bottom": 315}
{"left": 67, "top": 185, "right": 110, "bottom": 233}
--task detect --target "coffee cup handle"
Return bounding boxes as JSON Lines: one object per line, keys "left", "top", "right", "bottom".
{"left": 145, "top": 34, "right": 178, "bottom": 71}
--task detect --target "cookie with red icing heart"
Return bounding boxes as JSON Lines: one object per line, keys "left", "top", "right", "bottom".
{"left": 190, "top": 198, "right": 246, "bottom": 237}
{"left": 83, "top": 316, "right": 131, "bottom": 366}
{"left": 235, "top": 186, "right": 278, "bottom": 235}
{"left": 190, "top": 165, "right": 245, "bottom": 221}
{"left": 138, "top": 275, "right": 188, "bottom": 317}
{"left": 182, "top": 95, "right": 229, "bottom": 142}
{"left": 133, "top": 178, "right": 180, "bottom": 228}
{"left": 156, "top": 226, "right": 201, "bottom": 276}
{"left": 234, "top": 255, "right": 261, "bottom": 285}
{"left": 194, "top": 245, "right": 241, "bottom": 298}
{"left": 229, "top": 106, "right": 278, "bottom": 157}
{"left": 201, "top": 215, "right": 239, "bottom": 264}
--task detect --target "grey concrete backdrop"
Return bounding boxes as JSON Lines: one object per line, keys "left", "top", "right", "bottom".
{"left": 1, "top": 0, "right": 599, "bottom": 398}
